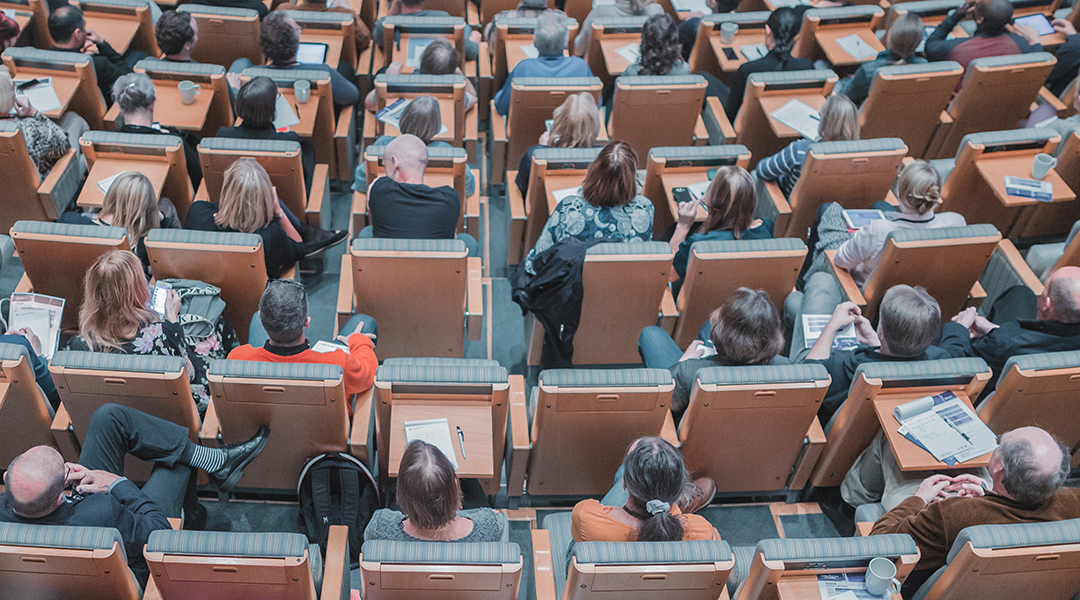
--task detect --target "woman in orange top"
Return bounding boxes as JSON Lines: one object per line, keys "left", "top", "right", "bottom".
{"left": 572, "top": 437, "right": 719, "bottom": 542}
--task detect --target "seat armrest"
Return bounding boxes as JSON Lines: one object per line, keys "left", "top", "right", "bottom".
{"left": 967, "top": 280, "right": 986, "bottom": 310}
{"left": 38, "top": 148, "right": 83, "bottom": 219}
{"left": 320, "top": 525, "right": 349, "bottom": 600}
{"left": 659, "top": 286, "right": 677, "bottom": 334}
{"left": 532, "top": 529, "right": 558, "bottom": 600}
{"left": 789, "top": 416, "right": 826, "bottom": 490}
{"left": 492, "top": 100, "right": 507, "bottom": 142}
{"left": 336, "top": 252, "right": 355, "bottom": 336}
{"left": 14, "top": 273, "right": 32, "bottom": 294}
{"left": 755, "top": 178, "right": 790, "bottom": 237}
{"left": 506, "top": 374, "right": 530, "bottom": 497}
{"left": 351, "top": 190, "right": 368, "bottom": 235}
{"left": 335, "top": 106, "right": 357, "bottom": 181}
{"left": 168, "top": 518, "right": 182, "bottom": 530}
{"left": 199, "top": 400, "right": 221, "bottom": 445}
{"left": 693, "top": 114, "right": 708, "bottom": 146}
{"left": 507, "top": 170, "right": 525, "bottom": 265}
{"left": 194, "top": 181, "right": 211, "bottom": 203}
{"left": 856, "top": 521, "right": 874, "bottom": 536}
{"left": 702, "top": 96, "right": 735, "bottom": 145}
{"left": 1038, "top": 86, "right": 1068, "bottom": 118}
{"left": 349, "top": 387, "right": 374, "bottom": 466}
{"left": 979, "top": 239, "right": 1043, "bottom": 315}
{"left": 50, "top": 404, "right": 80, "bottom": 462}
{"left": 660, "top": 410, "right": 680, "bottom": 448}
{"left": 306, "top": 163, "right": 331, "bottom": 228}
{"left": 824, "top": 250, "right": 867, "bottom": 307}
{"left": 466, "top": 256, "right": 483, "bottom": 341}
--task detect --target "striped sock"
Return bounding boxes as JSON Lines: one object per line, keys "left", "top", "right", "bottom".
{"left": 181, "top": 442, "right": 226, "bottom": 472}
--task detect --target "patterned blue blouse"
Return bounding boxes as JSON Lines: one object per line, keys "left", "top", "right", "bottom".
{"left": 524, "top": 193, "right": 654, "bottom": 274}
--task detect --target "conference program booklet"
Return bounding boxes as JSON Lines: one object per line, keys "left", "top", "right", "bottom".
{"left": 1004, "top": 176, "right": 1053, "bottom": 202}
{"left": 802, "top": 314, "right": 858, "bottom": 351}
{"left": 8, "top": 292, "right": 64, "bottom": 360}
{"left": 893, "top": 391, "right": 997, "bottom": 464}
{"left": 817, "top": 573, "right": 880, "bottom": 600}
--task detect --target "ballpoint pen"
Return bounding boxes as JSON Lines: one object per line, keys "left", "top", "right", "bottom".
{"left": 457, "top": 426, "right": 466, "bottom": 459}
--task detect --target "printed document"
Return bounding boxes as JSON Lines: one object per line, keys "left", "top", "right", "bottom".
{"left": 551, "top": 185, "right": 582, "bottom": 204}
{"left": 740, "top": 43, "right": 768, "bottom": 61}
{"left": 835, "top": 34, "right": 878, "bottom": 60}
{"left": 405, "top": 38, "right": 436, "bottom": 69}
{"left": 375, "top": 98, "right": 449, "bottom": 135}
{"left": 770, "top": 99, "right": 821, "bottom": 141}
{"left": 404, "top": 418, "right": 459, "bottom": 469}
{"left": 894, "top": 391, "right": 998, "bottom": 463}
{"left": 817, "top": 573, "right": 881, "bottom": 600}
{"left": 14, "top": 77, "right": 62, "bottom": 113}
{"left": 615, "top": 43, "right": 641, "bottom": 64}
{"left": 520, "top": 43, "right": 539, "bottom": 59}
{"left": 273, "top": 94, "right": 300, "bottom": 130}
{"left": 96, "top": 171, "right": 129, "bottom": 195}
{"left": 802, "top": 314, "right": 858, "bottom": 350}
{"left": 8, "top": 293, "right": 64, "bottom": 360}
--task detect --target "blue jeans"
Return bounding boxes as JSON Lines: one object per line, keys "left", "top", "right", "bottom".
{"left": 247, "top": 312, "right": 377, "bottom": 348}
{"left": 637, "top": 322, "right": 712, "bottom": 369}
{"left": 357, "top": 226, "right": 479, "bottom": 257}
{"left": 601, "top": 464, "right": 629, "bottom": 507}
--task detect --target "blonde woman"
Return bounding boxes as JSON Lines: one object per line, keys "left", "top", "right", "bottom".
{"left": 755, "top": 94, "right": 860, "bottom": 197}
{"left": 184, "top": 158, "right": 308, "bottom": 278}
{"left": 840, "top": 13, "right": 926, "bottom": 106}
{"left": 515, "top": 92, "right": 600, "bottom": 196}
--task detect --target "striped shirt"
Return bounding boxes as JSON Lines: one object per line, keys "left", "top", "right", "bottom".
{"left": 755, "top": 138, "right": 812, "bottom": 198}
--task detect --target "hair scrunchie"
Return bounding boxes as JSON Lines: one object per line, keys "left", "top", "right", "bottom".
{"left": 645, "top": 499, "right": 670, "bottom": 515}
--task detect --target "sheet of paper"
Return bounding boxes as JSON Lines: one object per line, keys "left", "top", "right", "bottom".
{"left": 817, "top": 573, "right": 881, "bottom": 600}
{"left": 1004, "top": 176, "right": 1053, "bottom": 202}
{"left": 273, "top": 94, "right": 300, "bottom": 130}
{"left": 902, "top": 409, "right": 973, "bottom": 462}
{"left": 8, "top": 292, "right": 64, "bottom": 360}
{"left": 835, "top": 34, "right": 878, "bottom": 60}
{"left": 375, "top": 97, "right": 449, "bottom": 135}
{"left": 404, "top": 417, "right": 459, "bottom": 469}
{"left": 770, "top": 98, "right": 821, "bottom": 141}
{"left": 96, "top": 171, "right": 127, "bottom": 195}
{"left": 671, "top": 0, "right": 711, "bottom": 13}
{"left": 14, "top": 77, "right": 62, "bottom": 113}
{"left": 933, "top": 396, "right": 998, "bottom": 463}
{"left": 768, "top": 0, "right": 812, "bottom": 7}
{"left": 405, "top": 37, "right": 436, "bottom": 69}
{"left": 311, "top": 340, "right": 349, "bottom": 354}
{"left": 520, "top": 43, "right": 539, "bottom": 59}
{"left": 615, "top": 42, "right": 641, "bottom": 64}
{"left": 802, "top": 314, "right": 858, "bottom": 350}
{"left": 740, "top": 43, "right": 768, "bottom": 61}
{"left": 687, "top": 179, "right": 712, "bottom": 201}
{"left": 551, "top": 185, "right": 582, "bottom": 204}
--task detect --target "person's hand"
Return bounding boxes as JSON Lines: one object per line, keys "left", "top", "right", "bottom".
{"left": 946, "top": 473, "right": 988, "bottom": 498}
{"left": 225, "top": 72, "right": 242, "bottom": 89}
{"left": 1014, "top": 23, "right": 1042, "bottom": 45}
{"left": 1053, "top": 18, "right": 1077, "bottom": 36}
{"left": 951, "top": 306, "right": 978, "bottom": 329}
{"left": 679, "top": 340, "right": 706, "bottom": 362}
{"left": 469, "top": 30, "right": 482, "bottom": 44}
{"left": 7, "top": 327, "right": 41, "bottom": 355}
{"left": 338, "top": 332, "right": 377, "bottom": 345}
{"left": 164, "top": 289, "right": 181, "bottom": 323}
{"left": 85, "top": 29, "right": 103, "bottom": 45}
{"left": 676, "top": 198, "right": 699, "bottom": 227}
{"left": 538, "top": 131, "right": 550, "bottom": 146}
{"left": 74, "top": 469, "right": 120, "bottom": 495}
{"left": 957, "top": 1, "right": 976, "bottom": 14}
{"left": 13, "top": 96, "right": 36, "bottom": 118}
{"left": 970, "top": 315, "right": 999, "bottom": 338}
{"left": 915, "top": 474, "right": 955, "bottom": 504}
{"left": 828, "top": 301, "right": 862, "bottom": 331}
{"left": 64, "top": 463, "right": 87, "bottom": 487}
{"left": 386, "top": 61, "right": 404, "bottom": 75}
{"left": 852, "top": 314, "right": 878, "bottom": 346}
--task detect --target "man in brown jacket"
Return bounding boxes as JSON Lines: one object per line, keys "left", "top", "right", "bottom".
{"left": 870, "top": 427, "right": 1080, "bottom": 578}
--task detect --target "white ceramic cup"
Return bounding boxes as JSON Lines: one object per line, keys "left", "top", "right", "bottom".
{"left": 1032, "top": 153, "right": 1057, "bottom": 180}
{"left": 294, "top": 80, "right": 311, "bottom": 104}
{"left": 865, "top": 557, "right": 902, "bottom": 597}
{"left": 720, "top": 22, "right": 738, "bottom": 43}
{"left": 177, "top": 80, "right": 200, "bottom": 105}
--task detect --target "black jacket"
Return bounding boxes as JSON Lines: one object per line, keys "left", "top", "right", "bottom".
{"left": 725, "top": 49, "right": 814, "bottom": 121}
{"left": 939, "top": 319, "right": 1080, "bottom": 390}
{"left": 1048, "top": 33, "right": 1080, "bottom": 97}
{"left": 216, "top": 124, "right": 316, "bottom": 190}
{"left": 52, "top": 42, "right": 131, "bottom": 108}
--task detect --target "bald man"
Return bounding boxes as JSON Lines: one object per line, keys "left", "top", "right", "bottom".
{"left": 941, "top": 266, "right": 1080, "bottom": 390}
{"left": 364, "top": 134, "right": 477, "bottom": 254}
{"left": 869, "top": 427, "right": 1079, "bottom": 577}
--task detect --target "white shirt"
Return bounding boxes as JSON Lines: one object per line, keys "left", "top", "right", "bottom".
{"left": 833, "top": 210, "right": 968, "bottom": 288}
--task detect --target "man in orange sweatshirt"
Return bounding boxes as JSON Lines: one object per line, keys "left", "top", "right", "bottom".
{"left": 228, "top": 279, "right": 378, "bottom": 415}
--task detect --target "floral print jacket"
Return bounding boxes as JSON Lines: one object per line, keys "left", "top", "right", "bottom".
{"left": 524, "top": 194, "right": 655, "bottom": 274}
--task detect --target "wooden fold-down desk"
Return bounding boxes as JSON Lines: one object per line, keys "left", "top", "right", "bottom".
{"left": 83, "top": 14, "right": 140, "bottom": 55}
{"left": 762, "top": 94, "right": 826, "bottom": 140}
{"left": 662, "top": 171, "right": 712, "bottom": 222}
{"left": 815, "top": 28, "right": 884, "bottom": 67}
{"left": 873, "top": 393, "right": 992, "bottom": 472}
{"left": 78, "top": 159, "right": 170, "bottom": 209}
{"left": 600, "top": 38, "right": 638, "bottom": 77}
{"left": 104, "top": 80, "right": 215, "bottom": 133}
{"left": 388, "top": 401, "right": 494, "bottom": 478}
{"left": 778, "top": 573, "right": 901, "bottom": 600}
{"left": 712, "top": 29, "right": 768, "bottom": 75}
{"left": 976, "top": 154, "right": 1077, "bottom": 207}
{"left": 13, "top": 74, "right": 78, "bottom": 119}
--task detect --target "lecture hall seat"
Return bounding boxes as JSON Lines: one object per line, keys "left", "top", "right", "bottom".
{"left": 0, "top": 120, "right": 85, "bottom": 233}
{"left": 358, "top": 539, "right": 523, "bottom": 600}
{"left": 0, "top": 343, "right": 68, "bottom": 468}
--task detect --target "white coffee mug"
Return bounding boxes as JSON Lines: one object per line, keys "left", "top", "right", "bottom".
{"left": 1032, "top": 153, "right": 1057, "bottom": 180}
{"left": 178, "top": 80, "right": 200, "bottom": 105}
{"left": 720, "top": 22, "right": 738, "bottom": 43}
{"left": 865, "top": 557, "right": 902, "bottom": 597}
{"left": 294, "top": 80, "right": 311, "bottom": 104}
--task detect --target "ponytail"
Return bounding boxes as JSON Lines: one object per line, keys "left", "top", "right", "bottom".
{"left": 767, "top": 7, "right": 803, "bottom": 65}
{"left": 621, "top": 437, "right": 688, "bottom": 543}
{"left": 638, "top": 499, "right": 685, "bottom": 542}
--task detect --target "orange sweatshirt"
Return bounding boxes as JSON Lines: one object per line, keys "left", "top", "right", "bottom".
{"left": 227, "top": 334, "right": 377, "bottom": 415}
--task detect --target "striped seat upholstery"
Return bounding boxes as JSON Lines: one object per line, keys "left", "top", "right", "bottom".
{"left": 545, "top": 512, "right": 576, "bottom": 596}
{"left": 358, "top": 538, "right": 522, "bottom": 600}
{"left": 366, "top": 144, "right": 466, "bottom": 161}
{"left": 852, "top": 358, "right": 991, "bottom": 391}
{"left": 146, "top": 228, "right": 260, "bottom": 247}
{"left": 979, "top": 237, "right": 1044, "bottom": 313}
{"left": 51, "top": 351, "right": 185, "bottom": 373}
{"left": 240, "top": 67, "right": 330, "bottom": 84}
{"left": 947, "top": 519, "right": 1080, "bottom": 564}
{"left": 178, "top": 3, "right": 259, "bottom": 16}
{"left": 4, "top": 47, "right": 93, "bottom": 66}
{"left": 955, "top": 128, "right": 1059, "bottom": 159}
{"left": 208, "top": 359, "right": 343, "bottom": 382}
{"left": 808, "top": 138, "right": 906, "bottom": 155}
{"left": 690, "top": 237, "right": 805, "bottom": 255}
{"left": 351, "top": 237, "right": 467, "bottom": 253}
{"left": 539, "top": 368, "right": 673, "bottom": 387}
{"left": 147, "top": 530, "right": 307, "bottom": 557}
{"left": 511, "top": 76, "right": 602, "bottom": 88}
{"left": 80, "top": 0, "right": 148, "bottom": 8}
{"left": 361, "top": 540, "right": 522, "bottom": 564}
{"left": 199, "top": 137, "right": 299, "bottom": 153}
{"left": 885, "top": 223, "right": 999, "bottom": 245}
{"left": 747, "top": 69, "right": 837, "bottom": 86}
{"left": 754, "top": 534, "right": 918, "bottom": 562}
{"left": 534, "top": 146, "right": 604, "bottom": 162}
{"left": 0, "top": 342, "right": 31, "bottom": 364}
{"left": 1003, "top": 350, "right": 1080, "bottom": 376}
{"left": 81, "top": 130, "right": 182, "bottom": 149}
{"left": 135, "top": 58, "right": 225, "bottom": 76}
{"left": 10, "top": 220, "right": 126, "bottom": 240}
{"left": 617, "top": 75, "right": 707, "bottom": 87}
{"left": 648, "top": 145, "right": 750, "bottom": 162}
{"left": 855, "top": 503, "right": 887, "bottom": 525}
{"left": 282, "top": 8, "right": 352, "bottom": 23}
{"left": 376, "top": 73, "right": 467, "bottom": 88}
{"left": 383, "top": 15, "right": 465, "bottom": 27}
{"left": 381, "top": 357, "right": 501, "bottom": 368}
{"left": 887, "top": 0, "right": 961, "bottom": 18}
{"left": 706, "top": 10, "right": 769, "bottom": 24}
{"left": 593, "top": 15, "right": 650, "bottom": 28}
{"left": 0, "top": 523, "right": 124, "bottom": 555}
{"left": 586, "top": 241, "right": 670, "bottom": 256}
{"left": 0, "top": 522, "right": 139, "bottom": 599}
{"left": 805, "top": 4, "right": 882, "bottom": 19}
{"left": 697, "top": 364, "right": 831, "bottom": 386}
{"left": 377, "top": 362, "right": 508, "bottom": 384}
{"left": 494, "top": 15, "right": 578, "bottom": 29}
{"left": 729, "top": 546, "right": 756, "bottom": 595}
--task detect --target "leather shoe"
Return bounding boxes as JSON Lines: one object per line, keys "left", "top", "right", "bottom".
{"left": 678, "top": 477, "right": 717, "bottom": 514}
{"left": 206, "top": 426, "right": 270, "bottom": 493}
{"left": 300, "top": 228, "right": 348, "bottom": 258}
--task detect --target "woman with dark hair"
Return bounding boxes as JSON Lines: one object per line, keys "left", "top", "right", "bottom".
{"left": 622, "top": 14, "right": 689, "bottom": 77}
{"left": 723, "top": 6, "right": 814, "bottom": 120}
{"left": 523, "top": 140, "right": 654, "bottom": 275}
{"left": 364, "top": 440, "right": 505, "bottom": 541}
{"left": 216, "top": 76, "right": 316, "bottom": 187}
{"left": 572, "top": 437, "right": 718, "bottom": 542}
{"left": 668, "top": 166, "right": 773, "bottom": 297}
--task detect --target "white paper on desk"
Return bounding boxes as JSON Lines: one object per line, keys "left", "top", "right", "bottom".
{"left": 770, "top": 98, "right": 821, "bottom": 141}
{"left": 836, "top": 34, "right": 878, "bottom": 60}
{"left": 375, "top": 97, "right": 449, "bottom": 135}
{"left": 311, "top": 340, "right": 349, "bottom": 354}
{"left": 802, "top": 313, "right": 858, "bottom": 351}
{"left": 520, "top": 43, "right": 539, "bottom": 59}
{"left": 615, "top": 42, "right": 641, "bottom": 64}
{"left": 894, "top": 391, "right": 996, "bottom": 463}
{"left": 671, "top": 0, "right": 712, "bottom": 13}
{"left": 14, "top": 77, "right": 62, "bottom": 113}
{"left": 817, "top": 573, "right": 882, "bottom": 600}
{"left": 405, "top": 37, "right": 436, "bottom": 69}
{"left": 901, "top": 409, "right": 973, "bottom": 462}
{"left": 273, "top": 94, "right": 300, "bottom": 130}
{"left": 404, "top": 417, "right": 459, "bottom": 469}
{"left": 687, "top": 179, "right": 712, "bottom": 201}
{"left": 8, "top": 292, "right": 64, "bottom": 360}
{"left": 96, "top": 171, "right": 129, "bottom": 195}
{"left": 740, "top": 43, "right": 768, "bottom": 61}
{"left": 551, "top": 185, "right": 582, "bottom": 204}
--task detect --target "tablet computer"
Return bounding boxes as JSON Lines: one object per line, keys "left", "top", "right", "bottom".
{"left": 297, "top": 42, "right": 329, "bottom": 64}
{"left": 1014, "top": 13, "right": 1055, "bottom": 36}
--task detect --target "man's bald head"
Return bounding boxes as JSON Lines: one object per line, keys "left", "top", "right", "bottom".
{"left": 993, "top": 427, "right": 1070, "bottom": 505}
{"left": 1040, "top": 266, "right": 1080, "bottom": 323}
{"left": 383, "top": 134, "right": 429, "bottom": 183}
{"left": 4, "top": 446, "right": 66, "bottom": 518}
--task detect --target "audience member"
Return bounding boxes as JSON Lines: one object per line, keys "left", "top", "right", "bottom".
{"left": 925, "top": 0, "right": 1041, "bottom": 91}
{"left": 515, "top": 92, "right": 600, "bottom": 197}
{"left": 494, "top": 10, "right": 591, "bottom": 116}
{"left": 1040, "top": 81, "right": 1080, "bottom": 152}
{"left": 273, "top": 0, "right": 372, "bottom": 55}
{"left": 792, "top": 285, "right": 949, "bottom": 423}
{"left": 574, "top": 0, "right": 663, "bottom": 57}
{"left": 755, "top": 94, "right": 859, "bottom": 198}
{"left": 0, "top": 66, "right": 84, "bottom": 179}
{"left": 572, "top": 437, "right": 718, "bottom": 542}
{"left": 156, "top": 10, "right": 198, "bottom": 63}
{"left": 217, "top": 76, "right": 316, "bottom": 188}
{"left": 364, "top": 134, "right": 479, "bottom": 254}
{"left": 869, "top": 427, "right": 1080, "bottom": 579}
{"left": 941, "top": 266, "right": 1080, "bottom": 390}
{"left": 354, "top": 95, "right": 476, "bottom": 197}
{"left": 373, "top": 0, "right": 481, "bottom": 60}
{"left": 668, "top": 166, "right": 773, "bottom": 298}
{"left": 229, "top": 279, "right": 377, "bottom": 413}
{"left": 523, "top": 140, "right": 654, "bottom": 274}
{"left": 49, "top": 6, "right": 140, "bottom": 107}
{"left": 1, "top": 405, "right": 269, "bottom": 585}
{"left": 184, "top": 159, "right": 345, "bottom": 278}
{"left": 112, "top": 72, "right": 203, "bottom": 191}
{"left": 638, "top": 288, "right": 788, "bottom": 421}
{"left": 364, "top": 39, "right": 478, "bottom": 113}
{"left": 0, "top": 327, "right": 58, "bottom": 410}
{"left": 1046, "top": 19, "right": 1080, "bottom": 96}
{"left": 484, "top": 0, "right": 559, "bottom": 46}
{"left": 723, "top": 7, "right": 813, "bottom": 120}
{"left": 620, "top": 14, "right": 688, "bottom": 77}
{"left": 66, "top": 251, "right": 222, "bottom": 415}
{"left": 0, "top": 12, "right": 20, "bottom": 52}
{"left": 58, "top": 172, "right": 179, "bottom": 275}
{"left": 838, "top": 13, "right": 925, "bottom": 106}
{"left": 365, "top": 440, "right": 505, "bottom": 541}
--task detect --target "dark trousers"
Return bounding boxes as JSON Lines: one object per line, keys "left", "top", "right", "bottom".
{"left": 79, "top": 404, "right": 193, "bottom": 517}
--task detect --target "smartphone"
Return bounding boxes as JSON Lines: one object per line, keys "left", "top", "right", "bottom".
{"left": 150, "top": 282, "right": 171, "bottom": 317}
{"left": 672, "top": 187, "right": 693, "bottom": 204}
{"left": 722, "top": 47, "right": 738, "bottom": 61}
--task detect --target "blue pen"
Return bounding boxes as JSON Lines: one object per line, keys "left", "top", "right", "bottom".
{"left": 457, "top": 426, "right": 466, "bottom": 459}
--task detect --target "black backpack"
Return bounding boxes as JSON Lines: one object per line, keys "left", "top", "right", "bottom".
{"left": 297, "top": 452, "right": 380, "bottom": 563}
